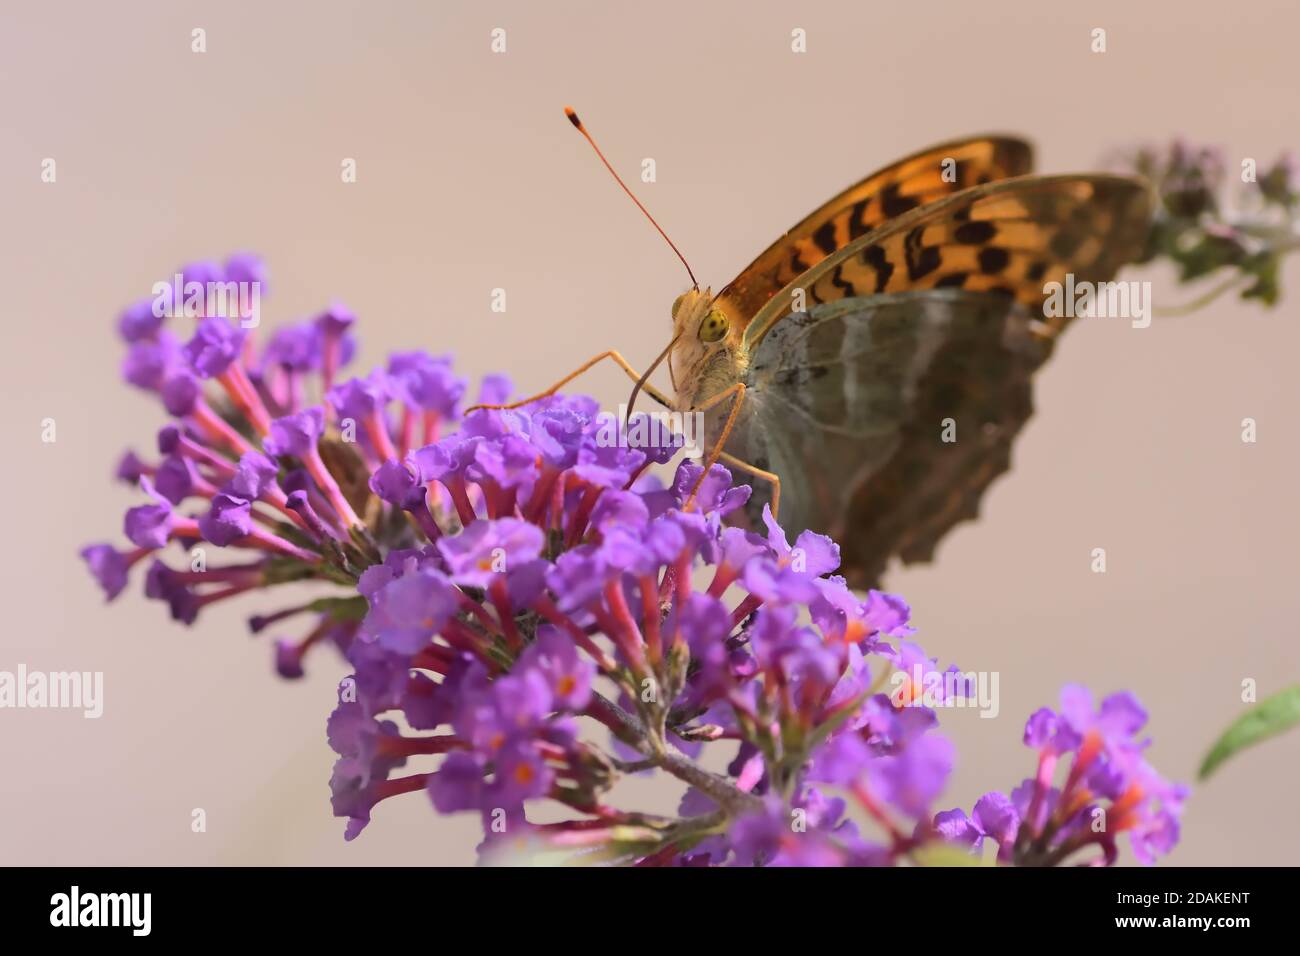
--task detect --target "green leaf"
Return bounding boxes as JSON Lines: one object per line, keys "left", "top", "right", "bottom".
{"left": 911, "top": 842, "right": 984, "bottom": 867}
{"left": 306, "top": 595, "right": 369, "bottom": 622}
{"left": 1240, "top": 252, "right": 1282, "bottom": 305}
{"left": 1198, "top": 685, "right": 1300, "bottom": 780}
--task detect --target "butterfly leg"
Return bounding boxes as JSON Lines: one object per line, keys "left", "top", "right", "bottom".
{"left": 683, "top": 382, "right": 747, "bottom": 513}
{"left": 465, "top": 350, "right": 673, "bottom": 412}
{"left": 717, "top": 451, "right": 781, "bottom": 521}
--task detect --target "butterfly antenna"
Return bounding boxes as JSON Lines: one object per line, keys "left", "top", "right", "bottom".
{"left": 565, "top": 106, "right": 699, "bottom": 291}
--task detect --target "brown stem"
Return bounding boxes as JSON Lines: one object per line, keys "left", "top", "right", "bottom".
{"left": 588, "top": 691, "right": 762, "bottom": 818}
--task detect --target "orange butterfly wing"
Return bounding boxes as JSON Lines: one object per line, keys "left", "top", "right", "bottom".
{"left": 714, "top": 169, "right": 1154, "bottom": 586}
{"left": 740, "top": 172, "right": 1153, "bottom": 350}
{"left": 713, "top": 135, "right": 1034, "bottom": 331}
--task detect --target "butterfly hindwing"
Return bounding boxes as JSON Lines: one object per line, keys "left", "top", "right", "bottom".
{"left": 713, "top": 136, "right": 1034, "bottom": 332}
{"left": 741, "top": 173, "right": 1153, "bottom": 350}
{"left": 718, "top": 290, "right": 1050, "bottom": 589}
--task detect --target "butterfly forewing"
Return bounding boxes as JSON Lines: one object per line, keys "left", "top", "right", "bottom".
{"left": 713, "top": 136, "right": 1034, "bottom": 331}
{"left": 740, "top": 173, "right": 1153, "bottom": 350}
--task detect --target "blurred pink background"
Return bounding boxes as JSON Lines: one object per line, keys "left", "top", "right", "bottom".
{"left": 1, "top": 0, "right": 1296, "bottom": 865}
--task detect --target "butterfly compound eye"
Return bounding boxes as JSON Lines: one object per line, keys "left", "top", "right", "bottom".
{"left": 671, "top": 293, "right": 687, "bottom": 319}
{"left": 699, "top": 309, "right": 729, "bottom": 343}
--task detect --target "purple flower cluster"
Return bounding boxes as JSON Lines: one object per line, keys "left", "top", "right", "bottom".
{"left": 83, "top": 256, "right": 1186, "bottom": 866}
{"left": 81, "top": 254, "right": 466, "bottom": 677}
{"left": 934, "top": 687, "right": 1188, "bottom": 866}
{"left": 1115, "top": 138, "right": 1300, "bottom": 307}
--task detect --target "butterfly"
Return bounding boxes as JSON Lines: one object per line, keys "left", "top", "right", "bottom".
{"left": 476, "top": 109, "right": 1153, "bottom": 588}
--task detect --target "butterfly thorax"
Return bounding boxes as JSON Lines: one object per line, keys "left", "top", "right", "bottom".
{"left": 667, "top": 287, "right": 749, "bottom": 411}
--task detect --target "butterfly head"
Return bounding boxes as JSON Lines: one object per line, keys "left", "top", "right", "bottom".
{"left": 667, "top": 288, "right": 743, "bottom": 407}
